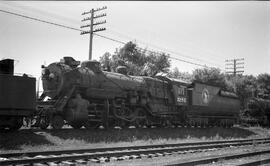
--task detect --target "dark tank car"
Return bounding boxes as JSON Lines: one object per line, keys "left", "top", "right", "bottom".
{"left": 241, "top": 96, "right": 270, "bottom": 126}
{"left": 35, "top": 57, "right": 240, "bottom": 129}
{"left": 0, "top": 59, "right": 36, "bottom": 130}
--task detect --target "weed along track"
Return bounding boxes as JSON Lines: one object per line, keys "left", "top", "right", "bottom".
{"left": 1, "top": 138, "right": 270, "bottom": 166}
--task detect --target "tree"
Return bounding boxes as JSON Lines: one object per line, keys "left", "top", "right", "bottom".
{"left": 168, "top": 67, "right": 192, "bottom": 81}
{"left": 99, "top": 52, "right": 112, "bottom": 71}
{"left": 226, "top": 75, "right": 257, "bottom": 107}
{"left": 143, "top": 52, "right": 171, "bottom": 76}
{"left": 99, "top": 41, "right": 171, "bottom": 76}
{"left": 257, "top": 73, "right": 270, "bottom": 96}
{"left": 192, "top": 67, "right": 227, "bottom": 88}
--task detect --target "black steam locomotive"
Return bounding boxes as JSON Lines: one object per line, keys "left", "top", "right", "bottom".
{"left": 0, "top": 59, "right": 36, "bottom": 130}
{"left": 34, "top": 57, "right": 240, "bottom": 129}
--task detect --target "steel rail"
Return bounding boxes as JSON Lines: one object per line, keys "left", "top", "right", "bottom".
{"left": 165, "top": 149, "right": 270, "bottom": 166}
{"left": 235, "top": 158, "right": 270, "bottom": 166}
{"left": 1, "top": 137, "right": 269, "bottom": 158}
{"left": 0, "top": 138, "right": 270, "bottom": 166}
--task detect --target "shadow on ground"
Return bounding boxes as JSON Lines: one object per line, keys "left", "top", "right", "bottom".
{"left": 47, "top": 126, "right": 256, "bottom": 144}
{"left": 0, "top": 127, "right": 258, "bottom": 151}
{"left": 0, "top": 130, "right": 54, "bottom": 150}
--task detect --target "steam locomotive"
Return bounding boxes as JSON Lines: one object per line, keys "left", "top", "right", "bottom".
{"left": 0, "top": 59, "right": 36, "bottom": 130}
{"left": 34, "top": 57, "right": 240, "bottom": 129}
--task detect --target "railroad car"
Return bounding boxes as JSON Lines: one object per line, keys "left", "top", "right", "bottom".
{"left": 35, "top": 57, "right": 240, "bottom": 129}
{"left": 0, "top": 59, "right": 36, "bottom": 130}
{"left": 241, "top": 97, "right": 270, "bottom": 126}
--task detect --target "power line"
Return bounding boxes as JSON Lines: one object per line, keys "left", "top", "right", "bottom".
{"left": 170, "top": 56, "right": 208, "bottom": 68}
{"left": 0, "top": 9, "right": 213, "bottom": 69}
{"left": 137, "top": 44, "right": 220, "bottom": 68}
{"left": 4, "top": 3, "right": 225, "bottom": 63}
{"left": 95, "top": 33, "right": 126, "bottom": 44}
{"left": 107, "top": 28, "right": 224, "bottom": 66}
{"left": 0, "top": 9, "right": 126, "bottom": 45}
{"left": 0, "top": 9, "right": 81, "bottom": 32}
{"left": 137, "top": 48, "right": 208, "bottom": 68}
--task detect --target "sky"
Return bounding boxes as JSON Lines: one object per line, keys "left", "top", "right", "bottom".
{"left": 0, "top": 1, "right": 269, "bottom": 80}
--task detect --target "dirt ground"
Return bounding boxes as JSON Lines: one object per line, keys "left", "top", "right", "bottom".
{"left": 1, "top": 126, "right": 270, "bottom": 153}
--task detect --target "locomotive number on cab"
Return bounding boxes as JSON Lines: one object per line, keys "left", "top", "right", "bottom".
{"left": 177, "top": 97, "right": 187, "bottom": 103}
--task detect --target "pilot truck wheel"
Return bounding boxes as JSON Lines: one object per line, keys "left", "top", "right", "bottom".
{"left": 52, "top": 115, "right": 64, "bottom": 129}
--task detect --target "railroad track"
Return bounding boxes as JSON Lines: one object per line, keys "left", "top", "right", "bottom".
{"left": 166, "top": 149, "right": 270, "bottom": 166}
{"left": 1, "top": 137, "right": 270, "bottom": 166}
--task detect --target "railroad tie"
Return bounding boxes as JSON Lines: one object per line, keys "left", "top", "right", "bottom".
{"left": 139, "top": 154, "right": 148, "bottom": 158}
{"left": 148, "top": 153, "right": 157, "bottom": 158}
{"left": 75, "top": 159, "right": 87, "bottom": 164}
{"left": 98, "top": 157, "right": 109, "bottom": 163}
{"left": 119, "top": 155, "right": 131, "bottom": 160}
{"left": 71, "top": 153, "right": 82, "bottom": 156}
{"left": 163, "top": 152, "right": 172, "bottom": 155}
{"left": 34, "top": 155, "right": 47, "bottom": 158}
{"left": 177, "top": 151, "right": 186, "bottom": 154}
{"left": 109, "top": 157, "right": 118, "bottom": 161}
{"left": 33, "top": 163, "right": 48, "bottom": 166}
{"left": 47, "top": 155, "right": 59, "bottom": 158}
{"left": 47, "top": 162, "right": 58, "bottom": 166}
{"left": 156, "top": 153, "right": 164, "bottom": 156}
{"left": 22, "top": 156, "right": 33, "bottom": 159}
{"left": 130, "top": 155, "right": 140, "bottom": 159}
{"left": 61, "top": 161, "right": 75, "bottom": 166}
{"left": 189, "top": 150, "right": 195, "bottom": 153}
{"left": 89, "top": 158, "right": 100, "bottom": 163}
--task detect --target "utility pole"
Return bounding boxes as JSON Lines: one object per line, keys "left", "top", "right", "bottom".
{"left": 225, "top": 58, "right": 244, "bottom": 76}
{"left": 81, "top": 6, "right": 107, "bottom": 60}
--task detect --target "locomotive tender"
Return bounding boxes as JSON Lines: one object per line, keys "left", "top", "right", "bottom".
{"left": 0, "top": 59, "right": 36, "bottom": 130}
{"left": 36, "top": 57, "right": 240, "bottom": 129}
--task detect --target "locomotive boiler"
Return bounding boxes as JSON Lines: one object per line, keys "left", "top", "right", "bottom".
{"left": 36, "top": 57, "right": 240, "bottom": 129}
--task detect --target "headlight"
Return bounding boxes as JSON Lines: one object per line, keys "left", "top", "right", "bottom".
{"left": 49, "top": 73, "right": 55, "bottom": 79}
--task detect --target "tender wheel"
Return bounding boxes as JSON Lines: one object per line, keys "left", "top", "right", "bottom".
{"left": 84, "top": 121, "right": 100, "bottom": 129}
{"left": 71, "top": 123, "right": 83, "bottom": 129}
{"left": 40, "top": 122, "right": 49, "bottom": 130}
{"left": 134, "top": 109, "right": 146, "bottom": 128}
{"left": 39, "top": 117, "right": 49, "bottom": 129}
{"left": 145, "top": 119, "right": 152, "bottom": 128}
{"left": 108, "top": 119, "right": 118, "bottom": 129}
{"left": 10, "top": 117, "right": 23, "bottom": 131}
{"left": 52, "top": 115, "right": 64, "bottom": 129}
{"left": 120, "top": 120, "right": 129, "bottom": 129}
{"left": 189, "top": 119, "right": 195, "bottom": 127}
{"left": 134, "top": 118, "right": 145, "bottom": 128}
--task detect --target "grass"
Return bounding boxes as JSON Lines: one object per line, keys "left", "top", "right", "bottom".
{"left": 0, "top": 126, "right": 269, "bottom": 153}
